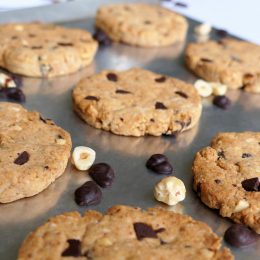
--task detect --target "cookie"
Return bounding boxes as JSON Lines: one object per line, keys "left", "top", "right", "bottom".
{"left": 18, "top": 205, "right": 233, "bottom": 259}
{"left": 95, "top": 3, "right": 188, "bottom": 47}
{"left": 0, "top": 23, "right": 97, "bottom": 77}
{"left": 72, "top": 68, "right": 202, "bottom": 137}
{"left": 185, "top": 39, "right": 260, "bottom": 93}
{"left": 0, "top": 102, "right": 71, "bottom": 203}
{"left": 193, "top": 132, "right": 260, "bottom": 233}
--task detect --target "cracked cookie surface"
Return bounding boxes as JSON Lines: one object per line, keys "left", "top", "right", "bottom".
{"left": 185, "top": 39, "right": 260, "bottom": 93}
{"left": 95, "top": 3, "right": 188, "bottom": 47}
{"left": 72, "top": 68, "right": 202, "bottom": 137}
{"left": 0, "top": 23, "right": 97, "bottom": 77}
{"left": 18, "top": 205, "right": 233, "bottom": 260}
{"left": 0, "top": 102, "right": 71, "bottom": 203}
{"left": 193, "top": 132, "right": 260, "bottom": 233}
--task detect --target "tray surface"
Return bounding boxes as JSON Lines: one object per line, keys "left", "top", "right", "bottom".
{"left": 0, "top": 5, "right": 260, "bottom": 260}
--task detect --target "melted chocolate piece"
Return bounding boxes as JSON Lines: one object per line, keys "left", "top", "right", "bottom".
{"left": 155, "top": 76, "right": 166, "bottom": 83}
{"left": 62, "top": 239, "right": 82, "bottom": 257}
{"left": 241, "top": 178, "right": 260, "bottom": 192}
{"left": 107, "top": 73, "right": 118, "bottom": 82}
{"left": 175, "top": 91, "right": 188, "bottom": 98}
{"left": 155, "top": 102, "right": 167, "bottom": 110}
{"left": 115, "top": 89, "right": 131, "bottom": 94}
{"left": 133, "top": 223, "right": 158, "bottom": 240}
{"left": 14, "top": 151, "right": 29, "bottom": 165}
{"left": 85, "top": 95, "right": 99, "bottom": 101}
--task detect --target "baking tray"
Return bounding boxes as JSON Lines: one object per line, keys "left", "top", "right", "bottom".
{"left": 0, "top": 2, "right": 260, "bottom": 260}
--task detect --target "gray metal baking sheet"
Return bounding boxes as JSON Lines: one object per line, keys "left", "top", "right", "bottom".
{"left": 0, "top": 1, "right": 260, "bottom": 259}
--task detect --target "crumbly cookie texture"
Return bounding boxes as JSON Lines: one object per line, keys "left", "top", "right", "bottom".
{"left": 18, "top": 205, "right": 233, "bottom": 260}
{"left": 72, "top": 68, "right": 202, "bottom": 137}
{"left": 193, "top": 132, "right": 260, "bottom": 233}
{"left": 0, "top": 23, "right": 97, "bottom": 77}
{"left": 95, "top": 3, "right": 188, "bottom": 47}
{"left": 185, "top": 39, "right": 260, "bottom": 93}
{"left": 0, "top": 102, "right": 71, "bottom": 203}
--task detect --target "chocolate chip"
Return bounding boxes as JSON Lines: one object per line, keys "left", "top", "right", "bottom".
{"left": 213, "top": 95, "right": 231, "bottom": 109}
{"left": 217, "top": 150, "right": 226, "bottom": 159}
{"left": 241, "top": 178, "right": 260, "bottom": 192}
{"left": 107, "top": 73, "right": 118, "bottom": 82}
{"left": 200, "top": 58, "right": 213, "bottom": 62}
{"left": 14, "top": 151, "right": 29, "bottom": 165}
{"left": 146, "top": 154, "right": 173, "bottom": 175}
{"left": 155, "top": 76, "right": 166, "bottom": 83}
{"left": 242, "top": 153, "right": 252, "bottom": 158}
{"left": 93, "top": 28, "right": 112, "bottom": 46}
{"left": 215, "top": 179, "right": 222, "bottom": 184}
{"left": 62, "top": 239, "right": 81, "bottom": 257}
{"left": 175, "top": 91, "right": 188, "bottom": 98}
{"left": 224, "top": 224, "right": 258, "bottom": 248}
{"left": 6, "top": 88, "right": 25, "bottom": 102}
{"left": 115, "top": 89, "right": 131, "bottom": 94}
{"left": 44, "top": 166, "right": 49, "bottom": 170}
{"left": 88, "top": 163, "right": 115, "bottom": 188}
{"left": 215, "top": 29, "right": 228, "bottom": 38}
{"left": 133, "top": 223, "right": 158, "bottom": 240}
{"left": 155, "top": 102, "right": 167, "bottom": 110}
{"left": 74, "top": 181, "right": 102, "bottom": 206}
{"left": 85, "top": 95, "right": 99, "bottom": 101}
{"left": 57, "top": 42, "right": 74, "bottom": 47}
{"left": 175, "top": 2, "right": 188, "bottom": 8}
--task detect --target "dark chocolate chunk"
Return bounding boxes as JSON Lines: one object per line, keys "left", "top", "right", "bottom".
{"left": 93, "top": 28, "right": 112, "bottom": 46}
{"left": 6, "top": 88, "right": 25, "bottom": 102}
{"left": 74, "top": 181, "right": 102, "bottom": 206}
{"left": 88, "top": 163, "right": 115, "bottom": 188}
{"left": 155, "top": 102, "right": 167, "bottom": 110}
{"left": 107, "top": 73, "right": 118, "bottom": 82}
{"left": 175, "top": 2, "right": 188, "bottom": 8}
{"left": 241, "top": 178, "right": 259, "bottom": 192}
{"left": 146, "top": 154, "right": 173, "bottom": 175}
{"left": 217, "top": 150, "right": 226, "bottom": 159}
{"left": 57, "top": 42, "right": 74, "bottom": 47}
{"left": 133, "top": 223, "right": 157, "bottom": 240}
{"left": 224, "top": 224, "right": 258, "bottom": 248}
{"left": 62, "top": 239, "right": 81, "bottom": 257}
{"left": 85, "top": 95, "right": 99, "bottom": 101}
{"left": 215, "top": 29, "right": 228, "bottom": 38}
{"left": 213, "top": 95, "right": 231, "bottom": 109}
{"left": 146, "top": 154, "right": 168, "bottom": 169}
{"left": 14, "top": 151, "right": 29, "bottom": 165}
{"left": 155, "top": 76, "right": 166, "bottom": 83}
{"left": 115, "top": 89, "right": 131, "bottom": 94}
{"left": 242, "top": 153, "right": 252, "bottom": 158}
{"left": 200, "top": 58, "right": 213, "bottom": 63}
{"left": 215, "top": 179, "right": 222, "bottom": 184}
{"left": 175, "top": 91, "right": 188, "bottom": 98}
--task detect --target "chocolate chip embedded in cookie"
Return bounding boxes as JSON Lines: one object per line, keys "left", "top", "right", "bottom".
{"left": 0, "top": 23, "right": 97, "bottom": 77}
{"left": 0, "top": 102, "right": 72, "bottom": 203}
{"left": 192, "top": 132, "right": 260, "bottom": 233}
{"left": 95, "top": 3, "right": 188, "bottom": 47}
{"left": 185, "top": 39, "right": 260, "bottom": 93}
{"left": 18, "top": 205, "right": 233, "bottom": 260}
{"left": 72, "top": 68, "right": 202, "bottom": 137}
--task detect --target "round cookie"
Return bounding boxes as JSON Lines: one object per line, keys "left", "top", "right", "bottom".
{"left": 185, "top": 39, "right": 260, "bottom": 93}
{"left": 193, "top": 132, "right": 260, "bottom": 233}
{"left": 0, "top": 23, "right": 97, "bottom": 77}
{"left": 0, "top": 102, "right": 72, "bottom": 203}
{"left": 18, "top": 205, "right": 233, "bottom": 260}
{"left": 72, "top": 68, "right": 202, "bottom": 137}
{"left": 95, "top": 3, "right": 188, "bottom": 47}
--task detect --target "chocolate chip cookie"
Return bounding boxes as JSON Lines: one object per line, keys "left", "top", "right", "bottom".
{"left": 72, "top": 68, "right": 202, "bottom": 137}
{"left": 186, "top": 39, "right": 260, "bottom": 93}
{"left": 95, "top": 3, "right": 188, "bottom": 47}
{"left": 193, "top": 132, "right": 260, "bottom": 233}
{"left": 18, "top": 205, "right": 233, "bottom": 259}
{"left": 0, "top": 102, "right": 71, "bottom": 203}
{"left": 0, "top": 23, "right": 97, "bottom": 77}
